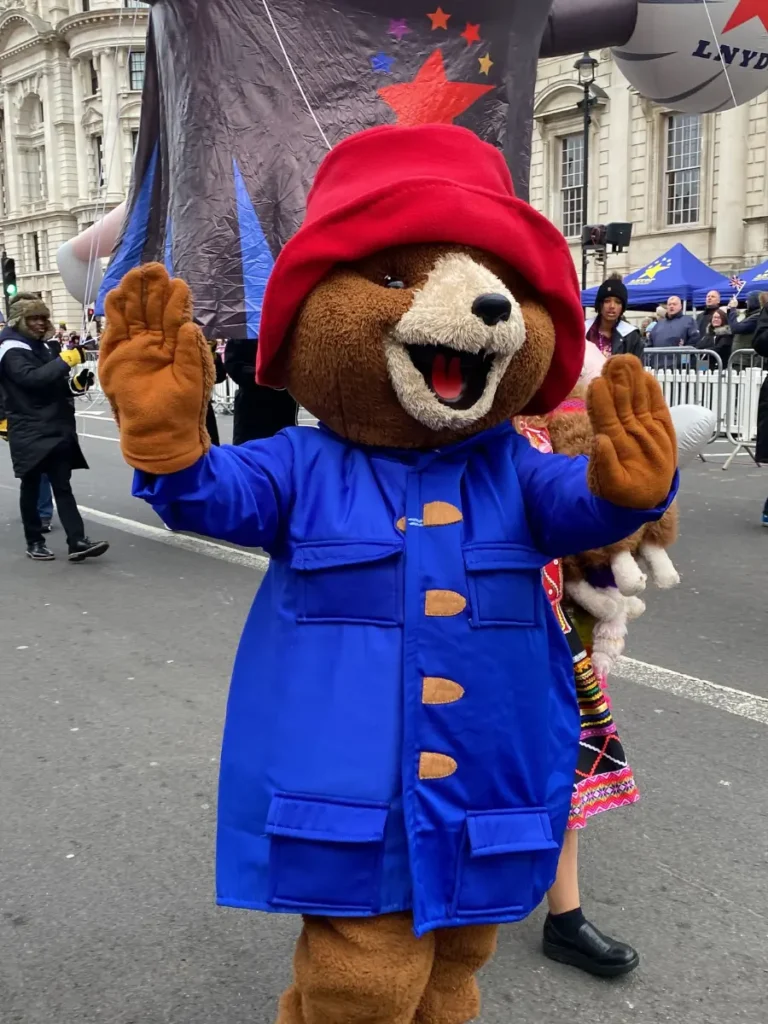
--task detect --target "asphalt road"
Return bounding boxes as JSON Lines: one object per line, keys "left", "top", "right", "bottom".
{"left": 2, "top": 402, "right": 767, "bottom": 1024}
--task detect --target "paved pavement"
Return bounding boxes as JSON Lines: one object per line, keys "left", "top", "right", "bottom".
{"left": 2, "top": 403, "right": 767, "bottom": 1024}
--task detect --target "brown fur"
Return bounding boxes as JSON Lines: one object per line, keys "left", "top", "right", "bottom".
{"left": 277, "top": 913, "right": 497, "bottom": 1024}
{"left": 286, "top": 244, "right": 556, "bottom": 448}
{"left": 544, "top": 398, "right": 678, "bottom": 580}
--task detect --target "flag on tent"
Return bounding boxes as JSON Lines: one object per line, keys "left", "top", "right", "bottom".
{"left": 581, "top": 243, "right": 736, "bottom": 310}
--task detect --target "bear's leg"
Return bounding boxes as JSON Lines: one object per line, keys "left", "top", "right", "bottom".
{"left": 414, "top": 924, "right": 498, "bottom": 1024}
{"left": 276, "top": 913, "right": 435, "bottom": 1024}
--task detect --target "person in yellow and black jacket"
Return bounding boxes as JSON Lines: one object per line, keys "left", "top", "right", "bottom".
{"left": 0, "top": 293, "right": 109, "bottom": 562}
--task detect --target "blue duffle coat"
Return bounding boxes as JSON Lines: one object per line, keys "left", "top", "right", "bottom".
{"left": 135, "top": 422, "right": 676, "bottom": 936}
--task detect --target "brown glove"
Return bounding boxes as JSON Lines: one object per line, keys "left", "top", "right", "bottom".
{"left": 587, "top": 355, "right": 677, "bottom": 509}
{"left": 99, "top": 263, "right": 215, "bottom": 475}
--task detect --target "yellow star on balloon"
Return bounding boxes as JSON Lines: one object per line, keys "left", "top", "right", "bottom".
{"left": 478, "top": 53, "right": 493, "bottom": 76}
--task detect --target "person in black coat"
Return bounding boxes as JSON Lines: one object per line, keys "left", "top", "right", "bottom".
{"left": 0, "top": 294, "right": 108, "bottom": 561}
{"left": 224, "top": 337, "right": 297, "bottom": 445}
{"left": 750, "top": 305, "right": 768, "bottom": 525}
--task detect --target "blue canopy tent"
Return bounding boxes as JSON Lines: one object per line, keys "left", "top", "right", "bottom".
{"left": 735, "top": 258, "right": 768, "bottom": 296}
{"left": 581, "top": 243, "right": 735, "bottom": 311}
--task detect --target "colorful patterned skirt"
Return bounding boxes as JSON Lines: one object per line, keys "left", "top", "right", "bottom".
{"left": 563, "top": 605, "right": 640, "bottom": 830}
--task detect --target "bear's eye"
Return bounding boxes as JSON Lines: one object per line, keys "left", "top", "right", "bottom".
{"left": 384, "top": 275, "right": 405, "bottom": 289}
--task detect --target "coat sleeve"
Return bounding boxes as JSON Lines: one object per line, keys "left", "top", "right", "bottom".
{"left": 728, "top": 310, "right": 756, "bottom": 337}
{"left": 514, "top": 443, "right": 679, "bottom": 560}
{"left": 684, "top": 319, "right": 701, "bottom": 346}
{"left": 626, "top": 328, "right": 645, "bottom": 359}
{"left": 132, "top": 433, "right": 295, "bottom": 551}
{"left": 0, "top": 347, "right": 70, "bottom": 390}
{"left": 752, "top": 309, "right": 768, "bottom": 359}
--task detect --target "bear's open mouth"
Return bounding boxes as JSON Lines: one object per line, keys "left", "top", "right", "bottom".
{"left": 405, "top": 344, "right": 494, "bottom": 410}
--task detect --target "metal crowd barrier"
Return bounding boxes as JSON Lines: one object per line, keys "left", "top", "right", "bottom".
{"left": 643, "top": 347, "right": 724, "bottom": 457}
{"left": 723, "top": 348, "right": 766, "bottom": 469}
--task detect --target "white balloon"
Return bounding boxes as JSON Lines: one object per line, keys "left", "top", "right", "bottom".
{"left": 613, "top": 0, "right": 768, "bottom": 114}
{"left": 670, "top": 404, "right": 717, "bottom": 468}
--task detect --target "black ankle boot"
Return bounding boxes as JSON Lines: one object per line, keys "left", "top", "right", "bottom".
{"left": 543, "top": 912, "right": 639, "bottom": 978}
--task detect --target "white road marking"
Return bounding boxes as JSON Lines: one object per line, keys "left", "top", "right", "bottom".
{"left": 76, "top": 505, "right": 270, "bottom": 572}
{"left": 78, "top": 432, "right": 120, "bottom": 443}
{"left": 2, "top": 477, "right": 766, "bottom": 724}
{"left": 616, "top": 656, "right": 768, "bottom": 726}
{"left": 75, "top": 410, "right": 108, "bottom": 419}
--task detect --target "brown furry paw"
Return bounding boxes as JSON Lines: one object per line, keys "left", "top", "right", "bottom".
{"left": 587, "top": 355, "right": 677, "bottom": 509}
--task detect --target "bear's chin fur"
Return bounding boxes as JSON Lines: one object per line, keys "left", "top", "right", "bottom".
{"left": 285, "top": 243, "right": 557, "bottom": 449}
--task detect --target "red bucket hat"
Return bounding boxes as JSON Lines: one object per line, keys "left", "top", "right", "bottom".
{"left": 257, "top": 124, "right": 585, "bottom": 414}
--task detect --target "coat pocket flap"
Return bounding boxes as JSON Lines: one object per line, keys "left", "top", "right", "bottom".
{"left": 266, "top": 794, "right": 388, "bottom": 844}
{"left": 291, "top": 540, "right": 402, "bottom": 572}
{"left": 466, "top": 808, "right": 559, "bottom": 857}
{"left": 463, "top": 544, "right": 548, "bottom": 572}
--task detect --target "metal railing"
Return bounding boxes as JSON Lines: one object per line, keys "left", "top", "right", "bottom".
{"left": 643, "top": 347, "right": 724, "bottom": 453}
{"left": 723, "top": 348, "right": 766, "bottom": 469}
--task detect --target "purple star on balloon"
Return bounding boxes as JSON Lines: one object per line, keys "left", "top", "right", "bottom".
{"left": 371, "top": 51, "right": 396, "bottom": 73}
{"left": 389, "top": 18, "right": 409, "bottom": 41}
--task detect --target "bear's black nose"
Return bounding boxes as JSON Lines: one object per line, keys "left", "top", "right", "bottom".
{"left": 472, "top": 293, "right": 512, "bottom": 326}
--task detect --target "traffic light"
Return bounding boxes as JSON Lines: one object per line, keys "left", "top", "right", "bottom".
{"left": 2, "top": 252, "right": 17, "bottom": 300}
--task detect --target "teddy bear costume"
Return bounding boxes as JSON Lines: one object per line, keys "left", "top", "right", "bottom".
{"left": 99, "top": 124, "right": 678, "bottom": 1023}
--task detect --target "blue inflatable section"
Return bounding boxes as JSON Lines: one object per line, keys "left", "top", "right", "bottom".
{"left": 233, "top": 158, "right": 275, "bottom": 339}
{"left": 95, "top": 144, "right": 159, "bottom": 315}
{"left": 581, "top": 243, "right": 736, "bottom": 311}
{"left": 164, "top": 216, "right": 173, "bottom": 276}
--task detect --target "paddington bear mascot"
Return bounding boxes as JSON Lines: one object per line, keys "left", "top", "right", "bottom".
{"left": 99, "top": 124, "right": 678, "bottom": 1024}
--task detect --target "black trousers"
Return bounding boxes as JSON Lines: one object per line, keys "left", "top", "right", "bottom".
{"left": 233, "top": 385, "right": 297, "bottom": 446}
{"left": 20, "top": 445, "right": 85, "bottom": 548}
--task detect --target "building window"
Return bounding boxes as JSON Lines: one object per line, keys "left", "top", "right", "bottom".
{"left": 666, "top": 113, "right": 702, "bottom": 226}
{"left": 131, "top": 129, "right": 140, "bottom": 153}
{"left": 23, "top": 148, "right": 47, "bottom": 202}
{"left": 89, "top": 59, "right": 99, "bottom": 95}
{"left": 31, "top": 232, "right": 41, "bottom": 272}
{"left": 92, "top": 134, "right": 104, "bottom": 189}
{"left": 39, "top": 230, "right": 48, "bottom": 271}
{"left": 82, "top": 0, "right": 90, "bottom": 11}
{"left": 129, "top": 51, "right": 146, "bottom": 91}
{"left": 560, "top": 134, "right": 584, "bottom": 238}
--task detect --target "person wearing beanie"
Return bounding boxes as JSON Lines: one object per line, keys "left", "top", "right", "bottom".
{"left": 585, "top": 274, "right": 644, "bottom": 359}
{"left": 0, "top": 293, "right": 108, "bottom": 562}
{"left": 99, "top": 125, "right": 678, "bottom": 1024}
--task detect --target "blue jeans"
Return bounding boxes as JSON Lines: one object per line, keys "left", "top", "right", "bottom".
{"left": 38, "top": 475, "right": 53, "bottom": 520}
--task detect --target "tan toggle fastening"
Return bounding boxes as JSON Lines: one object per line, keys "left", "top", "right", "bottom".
{"left": 425, "top": 590, "right": 466, "bottom": 617}
{"left": 419, "top": 752, "right": 458, "bottom": 780}
{"left": 396, "top": 517, "right": 406, "bottom": 532}
{"left": 422, "top": 677, "right": 465, "bottom": 705}
{"left": 423, "top": 501, "right": 463, "bottom": 526}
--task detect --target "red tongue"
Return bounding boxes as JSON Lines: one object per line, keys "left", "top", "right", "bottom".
{"left": 432, "top": 354, "right": 463, "bottom": 401}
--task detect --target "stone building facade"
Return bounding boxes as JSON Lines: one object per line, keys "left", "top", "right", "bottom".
{"left": 0, "top": 0, "right": 148, "bottom": 326}
{"left": 532, "top": 50, "right": 768, "bottom": 291}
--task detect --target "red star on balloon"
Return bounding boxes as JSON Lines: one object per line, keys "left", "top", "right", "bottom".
{"left": 378, "top": 49, "right": 494, "bottom": 126}
{"left": 461, "top": 22, "right": 481, "bottom": 46}
{"left": 723, "top": 0, "right": 768, "bottom": 32}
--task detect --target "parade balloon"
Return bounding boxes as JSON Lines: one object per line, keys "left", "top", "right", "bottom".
{"left": 95, "top": 0, "right": 564, "bottom": 338}
{"left": 613, "top": 0, "right": 768, "bottom": 114}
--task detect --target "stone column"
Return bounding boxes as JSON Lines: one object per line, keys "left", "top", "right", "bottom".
{"left": 99, "top": 48, "right": 123, "bottom": 199}
{"left": 41, "top": 69, "right": 60, "bottom": 206}
{"left": 71, "top": 58, "right": 89, "bottom": 201}
{"left": 3, "top": 86, "right": 19, "bottom": 216}
{"left": 714, "top": 103, "right": 750, "bottom": 269}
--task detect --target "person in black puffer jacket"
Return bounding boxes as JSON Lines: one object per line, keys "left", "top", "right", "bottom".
{"left": 584, "top": 275, "right": 644, "bottom": 360}
{"left": 750, "top": 304, "right": 768, "bottom": 524}
{"left": 0, "top": 293, "right": 109, "bottom": 561}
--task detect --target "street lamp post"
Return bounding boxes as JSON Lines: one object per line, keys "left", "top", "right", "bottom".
{"left": 575, "top": 51, "right": 598, "bottom": 291}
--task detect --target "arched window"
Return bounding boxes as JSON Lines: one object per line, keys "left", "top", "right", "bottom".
{"left": 17, "top": 94, "right": 47, "bottom": 205}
